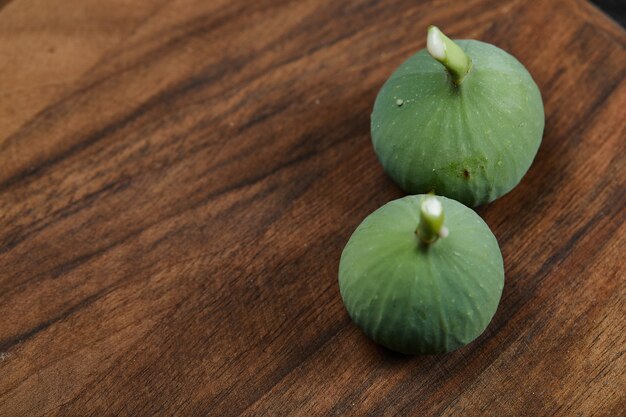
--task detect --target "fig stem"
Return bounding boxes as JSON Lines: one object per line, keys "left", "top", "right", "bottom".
{"left": 427, "top": 26, "right": 472, "bottom": 85}
{"left": 417, "top": 196, "right": 448, "bottom": 245}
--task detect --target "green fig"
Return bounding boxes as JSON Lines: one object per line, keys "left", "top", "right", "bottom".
{"left": 338, "top": 195, "right": 504, "bottom": 354}
{"left": 371, "top": 26, "right": 544, "bottom": 206}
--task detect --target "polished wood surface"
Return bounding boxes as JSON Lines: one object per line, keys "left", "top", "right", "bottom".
{"left": 1, "top": 0, "right": 624, "bottom": 415}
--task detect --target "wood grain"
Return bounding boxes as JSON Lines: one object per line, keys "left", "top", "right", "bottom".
{"left": 0, "top": 0, "right": 624, "bottom": 415}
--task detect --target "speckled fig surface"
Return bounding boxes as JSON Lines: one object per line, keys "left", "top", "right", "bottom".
{"left": 338, "top": 195, "right": 504, "bottom": 354}
{"left": 371, "top": 32, "right": 544, "bottom": 207}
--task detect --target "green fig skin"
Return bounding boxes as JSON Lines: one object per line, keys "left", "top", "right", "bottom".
{"left": 371, "top": 40, "right": 544, "bottom": 207}
{"left": 338, "top": 195, "right": 504, "bottom": 354}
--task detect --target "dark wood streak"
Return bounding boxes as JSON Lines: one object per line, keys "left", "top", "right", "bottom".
{"left": 0, "top": 0, "right": 625, "bottom": 416}
{"left": 0, "top": 0, "right": 13, "bottom": 11}
{"left": 0, "top": 178, "right": 133, "bottom": 256}
{"left": 0, "top": 286, "right": 110, "bottom": 352}
{"left": 0, "top": 64, "right": 231, "bottom": 192}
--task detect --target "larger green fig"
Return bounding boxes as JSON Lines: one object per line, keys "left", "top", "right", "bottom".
{"left": 338, "top": 195, "right": 504, "bottom": 354}
{"left": 371, "top": 27, "right": 544, "bottom": 206}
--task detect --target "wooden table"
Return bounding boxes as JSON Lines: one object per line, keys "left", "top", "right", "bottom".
{"left": 1, "top": 0, "right": 624, "bottom": 415}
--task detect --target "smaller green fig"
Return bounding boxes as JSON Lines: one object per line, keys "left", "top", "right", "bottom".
{"left": 338, "top": 195, "right": 504, "bottom": 354}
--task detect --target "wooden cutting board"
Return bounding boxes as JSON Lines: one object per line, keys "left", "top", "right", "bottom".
{"left": 0, "top": 0, "right": 624, "bottom": 415}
